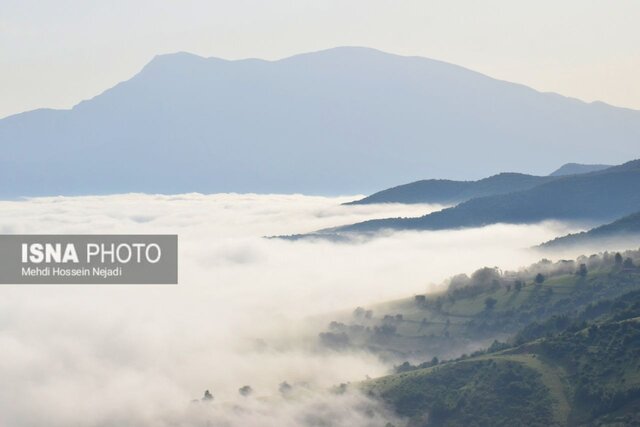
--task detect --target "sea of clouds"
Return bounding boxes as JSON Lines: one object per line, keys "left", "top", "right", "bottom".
{"left": 0, "top": 193, "right": 579, "bottom": 426}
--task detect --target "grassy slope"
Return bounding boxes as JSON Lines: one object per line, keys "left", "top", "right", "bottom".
{"left": 323, "top": 265, "right": 640, "bottom": 362}
{"left": 357, "top": 276, "right": 640, "bottom": 426}
{"left": 474, "top": 353, "right": 571, "bottom": 425}
{"left": 365, "top": 356, "right": 557, "bottom": 426}
{"left": 318, "top": 252, "right": 640, "bottom": 425}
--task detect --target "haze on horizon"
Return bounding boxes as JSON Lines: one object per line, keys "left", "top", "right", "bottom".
{"left": 1, "top": 0, "right": 639, "bottom": 119}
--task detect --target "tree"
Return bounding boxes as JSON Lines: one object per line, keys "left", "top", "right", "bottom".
{"left": 514, "top": 280, "right": 524, "bottom": 291}
{"left": 448, "top": 273, "right": 470, "bottom": 290}
{"left": 239, "top": 385, "right": 253, "bottom": 397}
{"left": 535, "top": 273, "right": 545, "bottom": 284}
{"left": 335, "top": 383, "right": 348, "bottom": 394}
{"left": 488, "top": 340, "right": 510, "bottom": 352}
{"left": 279, "top": 381, "right": 293, "bottom": 396}
{"left": 374, "top": 324, "right": 397, "bottom": 338}
{"left": 623, "top": 257, "right": 635, "bottom": 269}
{"left": 395, "top": 361, "right": 413, "bottom": 373}
{"left": 485, "top": 297, "right": 497, "bottom": 310}
{"left": 577, "top": 263, "right": 588, "bottom": 277}
{"left": 615, "top": 252, "right": 623, "bottom": 266}
{"left": 471, "top": 267, "right": 501, "bottom": 288}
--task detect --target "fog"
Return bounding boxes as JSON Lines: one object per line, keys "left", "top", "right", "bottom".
{"left": 0, "top": 193, "right": 578, "bottom": 426}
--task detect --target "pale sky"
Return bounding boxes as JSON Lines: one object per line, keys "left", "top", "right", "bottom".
{"left": 1, "top": 0, "right": 639, "bottom": 118}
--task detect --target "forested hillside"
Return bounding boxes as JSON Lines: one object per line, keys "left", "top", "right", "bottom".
{"left": 322, "top": 249, "right": 640, "bottom": 425}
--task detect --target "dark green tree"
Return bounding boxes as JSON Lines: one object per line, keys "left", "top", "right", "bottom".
{"left": 279, "top": 381, "right": 293, "bottom": 396}
{"left": 577, "top": 263, "right": 588, "bottom": 277}
{"left": 239, "top": 385, "right": 253, "bottom": 396}
{"left": 514, "top": 280, "right": 524, "bottom": 291}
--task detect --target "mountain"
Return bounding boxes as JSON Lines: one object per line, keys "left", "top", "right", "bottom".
{"left": 549, "top": 162, "right": 612, "bottom": 176}
{"left": 324, "top": 159, "right": 640, "bottom": 234}
{"left": 540, "top": 211, "right": 640, "bottom": 249}
{"left": 345, "top": 172, "right": 558, "bottom": 205}
{"left": 2, "top": 47, "right": 640, "bottom": 197}
{"left": 327, "top": 251, "right": 640, "bottom": 426}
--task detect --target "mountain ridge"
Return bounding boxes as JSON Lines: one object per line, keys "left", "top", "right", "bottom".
{"left": 540, "top": 211, "right": 640, "bottom": 249}
{"left": 346, "top": 172, "right": 560, "bottom": 205}
{"left": 323, "top": 159, "right": 640, "bottom": 234}
{"left": 549, "top": 162, "right": 613, "bottom": 177}
{"left": 2, "top": 47, "right": 640, "bottom": 197}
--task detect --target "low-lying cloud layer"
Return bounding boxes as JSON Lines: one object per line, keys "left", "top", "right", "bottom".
{"left": 0, "top": 193, "right": 579, "bottom": 426}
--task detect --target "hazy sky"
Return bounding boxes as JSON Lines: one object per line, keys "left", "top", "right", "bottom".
{"left": 1, "top": 0, "right": 639, "bottom": 118}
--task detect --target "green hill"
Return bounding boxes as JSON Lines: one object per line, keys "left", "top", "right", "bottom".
{"left": 325, "top": 251, "right": 640, "bottom": 426}
{"left": 319, "top": 249, "right": 640, "bottom": 425}
{"left": 540, "top": 211, "right": 640, "bottom": 250}
{"left": 320, "top": 250, "right": 640, "bottom": 362}
{"left": 362, "top": 287, "right": 640, "bottom": 426}
{"left": 366, "top": 355, "right": 558, "bottom": 426}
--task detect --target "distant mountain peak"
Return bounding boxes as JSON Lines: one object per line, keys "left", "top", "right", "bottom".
{"left": 549, "top": 163, "right": 612, "bottom": 177}
{"left": 140, "top": 51, "right": 225, "bottom": 73}
{"left": 2, "top": 47, "right": 640, "bottom": 197}
{"left": 152, "top": 51, "right": 207, "bottom": 61}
